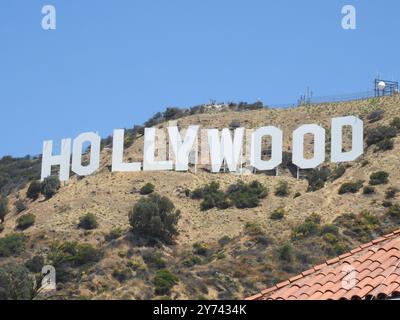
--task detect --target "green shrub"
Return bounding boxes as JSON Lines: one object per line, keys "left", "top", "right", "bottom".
{"left": 14, "top": 199, "right": 27, "bottom": 213}
{"left": 366, "top": 126, "right": 397, "bottom": 147}
{"left": 334, "top": 211, "right": 380, "bottom": 243}
{"left": 48, "top": 241, "right": 102, "bottom": 268}
{"left": 218, "top": 235, "right": 231, "bottom": 247}
{"left": 142, "top": 250, "right": 167, "bottom": 269}
{"left": 227, "top": 180, "right": 268, "bottom": 209}
{"left": 388, "top": 205, "right": 400, "bottom": 219}
{"left": 385, "top": 187, "right": 399, "bottom": 199}
{"left": 369, "top": 171, "right": 389, "bottom": 185}
{"left": 361, "top": 160, "right": 369, "bottom": 167}
{"left": 291, "top": 213, "right": 321, "bottom": 240}
{"left": 382, "top": 200, "right": 393, "bottom": 208}
{"left": 0, "top": 196, "right": 9, "bottom": 223}
{"left": 105, "top": 228, "right": 123, "bottom": 242}
{"left": 306, "top": 167, "right": 331, "bottom": 192}
{"left": 330, "top": 165, "right": 346, "bottom": 181}
{"left": 112, "top": 267, "right": 132, "bottom": 282}
{"left": 320, "top": 224, "right": 339, "bottom": 236}
{"left": 338, "top": 180, "right": 363, "bottom": 194}
{"left": 244, "top": 222, "right": 265, "bottom": 236}
{"left": 140, "top": 183, "right": 155, "bottom": 195}
{"left": 16, "top": 214, "right": 36, "bottom": 230}
{"left": 367, "top": 110, "right": 385, "bottom": 123}
{"left": 278, "top": 242, "right": 294, "bottom": 263}
{"left": 274, "top": 181, "right": 290, "bottom": 197}
{"left": 0, "top": 233, "right": 26, "bottom": 257}
{"left": 0, "top": 264, "right": 35, "bottom": 300}
{"left": 25, "top": 255, "right": 45, "bottom": 273}
{"left": 363, "top": 186, "right": 376, "bottom": 195}
{"left": 375, "top": 138, "right": 394, "bottom": 152}
{"left": 154, "top": 269, "right": 179, "bottom": 295}
{"left": 78, "top": 213, "right": 98, "bottom": 230}
{"left": 270, "top": 208, "right": 285, "bottom": 220}
{"left": 41, "top": 176, "right": 61, "bottom": 199}
{"left": 26, "top": 181, "right": 42, "bottom": 200}
{"left": 390, "top": 117, "right": 400, "bottom": 130}
{"left": 129, "top": 193, "right": 180, "bottom": 244}
{"left": 193, "top": 242, "right": 210, "bottom": 256}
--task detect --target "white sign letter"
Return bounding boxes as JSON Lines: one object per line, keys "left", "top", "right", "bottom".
{"left": 71, "top": 132, "right": 101, "bottom": 176}
{"left": 112, "top": 129, "right": 141, "bottom": 172}
{"left": 331, "top": 116, "right": 363, "bottom": 163}
{"left": 292, "top": 124, "right": 325, "bottom": 169}
{"left": 41, "top": 139, "right": 71, "bottom": 182}
{"left": 143, "top": 128, "right": 173, "bottom": 171}
{"left": 168, "top": 125, "right": 199, "bottom": 171}
{"left": 251, "top": 126, "right": 283, "bottom": 171}
{"left": 207, "top": 128, "right": 244, "bottom": 173}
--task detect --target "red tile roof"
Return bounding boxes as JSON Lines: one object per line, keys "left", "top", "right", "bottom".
{"left": 246, "top": 230, "right": 400, "bottom": 300}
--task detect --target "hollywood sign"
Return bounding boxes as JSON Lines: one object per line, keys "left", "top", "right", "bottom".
{"left": 41, "top": 116, "right": 363, "bottom": 182}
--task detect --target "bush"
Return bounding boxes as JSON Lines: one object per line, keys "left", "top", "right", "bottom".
{"left": 227, "top": 181, "right": 268, "bottom": 209}
{"left": 0, "top": 264, "right": 35, "bottom": 300}
{"left": 229, "top": 120, "right": 241, "bottom": 129}
{"left": 41, "top": 176, "right": 61, "bottom": 199}
{"left": 366, "top": 126, "right": 397, "bottom": 147}
{"left": 390, "top": 117, "right": 400, "bottom": 130}
{"left": 140, "top": 183, "right": 155, "bottom": 195}
{"left": 363, "top": 186, "right": 375, "bottom": 195}
{"left": 334, "top": 212, "right": 380, "bottom": 243}
{"left": 274, "top": 181, "right": 290, "bottom": 197}
{"left": 14, "top": 199, "right": 27, "bottom": 213}
{"left": 26, "top": 181, "right": 42, "bottom": 201}
{"left": 369, "top": 171, "right": 389, "bottom": 185}
{"left": 388, "top": 205, "right": 400, "bottom": 219}
{"left": 0, "top": 233, "right": 26, "bottom": 257}
{"left": 112, "top": 267, "right": 132, "bottom": 282}
{"left": 338, "top": 181, "right": 363, "bottom": 194}
{"left": 278, "top": 242, "right": 294, "bottom": 263}
{"left": 330, "top": 165, "right": 346, "bottom": 181}
{"left": 78, "top": 213, "right": 98, "bottom": 230}
{"left": 105, "top": 228, "right": 123, "bottom": 242}
{"left": 270, "top": 208, "right": 285, "bottom": 220}
{"left": 142, "top": 250, "right": 167, "bottom": 269}
{"left": 375, "top": 138, "right": 394, "bottom": 152}
{"left": 291, "top": 213, "right": 321, "bottom": 240}
{"left": 193, "top": 242, "right": 210, "bottom": 256}
{"left": 0, "top": 196, "right": 9, "bottom": 223}
{"left": 386, "top": 187, "right": 399, "bottom": 199}
{"left": 306, "top": 167, "right": 331, "bottom": 192}
{"left": 244, "top": 222, "right": 265, "bottom": 236}
{"left": 129, "top": 193, "right": 180, "bottom": 244}
{"left": 320, "top": 224, "right": 339, "bottom": 236}
{"left": 49, "top": 241, "right": 102, "bottom": 268}
{"left": 367, "top": 110, "right": 385, "bottom": 123}
{"left": 25, "top": 255, "right": 45, "bottom": 273}
{"left": 154, "top": 269, "right": 179, "bottom": 295}
{"left": 16, "top": 214, "right": 36, "bottom": 230}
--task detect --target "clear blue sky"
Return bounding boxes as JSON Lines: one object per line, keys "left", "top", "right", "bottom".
{"left": 1, "top": 0, "right": 399, "bottom": 157}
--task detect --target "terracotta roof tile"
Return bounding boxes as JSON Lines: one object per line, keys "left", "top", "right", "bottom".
{"left": 247, "top": 229, "right": 400, "bottom": 300}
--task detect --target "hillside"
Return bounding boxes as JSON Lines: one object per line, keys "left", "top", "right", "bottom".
{"left": 1, "top": 95, "right": 400, "bottom": 300}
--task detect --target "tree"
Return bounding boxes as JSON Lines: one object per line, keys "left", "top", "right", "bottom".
{"left": 26, "top": 181, "right": 42, "bottom": 200}
{"left": 41, "top": 176, "right": 61, "bottom": 199}
{"left": 129, "top": 193, "right": 180, "bottom": 244}
{"left": 0, "top": 196, "right": 9, "bottom": 223}
{"left": 0, "top": 264, "right": 36, "bottom": 300}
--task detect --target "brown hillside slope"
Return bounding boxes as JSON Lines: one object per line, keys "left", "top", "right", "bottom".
{"left": 1, "top": 95, "right": 400, "bottom": 299}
